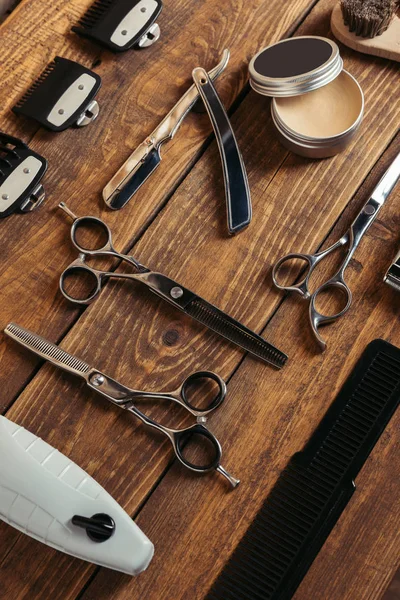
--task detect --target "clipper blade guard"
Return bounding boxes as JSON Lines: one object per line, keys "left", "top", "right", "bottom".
{"left": 72, "top": 0, "right": 163, "bottom": 52}
{"left": 13, "top": 57, "right": 101, "bottom": 132}
{"left": 0, "top": 133, "right": 47, "bottom": 218}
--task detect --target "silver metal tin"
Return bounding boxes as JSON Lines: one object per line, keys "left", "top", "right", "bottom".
{"left": 248, "top": 36, "right": 364, "bottom": 158}
{"left": 271, "top": 70, "right": 364, "bottom": 158}
{"left": 249, "top": 37, "right": 343, "bottom": 97}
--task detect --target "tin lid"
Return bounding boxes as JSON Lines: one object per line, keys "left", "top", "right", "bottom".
{"left": 249, "top": 36, "right": 343, "bottom": 97}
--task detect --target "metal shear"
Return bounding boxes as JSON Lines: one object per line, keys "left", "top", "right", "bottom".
{"left": 5, "top": 322, "right": 239, "bottom": 488}
{"left": 272, "top": 153, "right": 400, "bottom": 351}
{"left": 57, "top": 202, "right": 287, "bottom": 368}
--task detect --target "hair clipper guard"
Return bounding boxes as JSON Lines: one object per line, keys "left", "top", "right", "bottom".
{"left": 72, "top": 0, "right": 163, "bottom": 52}
{"left": 13, "top": 57, "right": 102, "bottom": 132}
{"left": 0, "top": 133, "right": 47, "bottom": 218}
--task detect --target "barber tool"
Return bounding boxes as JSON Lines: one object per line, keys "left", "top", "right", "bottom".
{"left": 103, "top": 49, "right": 230, "bottom": 211}
{"left": 384, "top": 248, "right": 400, "bottom": 292}
{"left": 72, "top": 0, "right": 163, "bottom": 51}
{"left": 0, "top": 132, "right": 47, "bottom": 218}
{"left": 5, "top": 323, "right": 239, "bottom": 488}
{"left": 103, "top": 49, "right": 250, "bottom": 232}
{"left": 249, "top": 37, "right": 364, "bottom": 159}
{"left": 206, "top": 338, "right": 400, "bottom": 600}
{"left": 331, "top": 1, "right": 400, "bottom": 63}
{"left": 272, "top": 152, "right": 400, "bottom": 351}
{"left": 58, "top": 202, "right": 287, "bottom": 368}
{"left": 13, "top": 57, "right": 101, "bottom": 132}
{"left": 192, "top": 67, "right": 251, "bottom": 234}
{"left": 0, "top": 415, "right": 153, "bottom": 575}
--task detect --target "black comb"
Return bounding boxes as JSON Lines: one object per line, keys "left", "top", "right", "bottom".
{"left": 13, "top": 57, "right": 101, "bottom": 132}
{"left": 206, "top": 339, "right": 400, "bottom": 600}
{"left": 72, "top": 0, "right": 163, "bottom": 52}
{"left": 0, "top": 132, "right": 47, "bottom": 218}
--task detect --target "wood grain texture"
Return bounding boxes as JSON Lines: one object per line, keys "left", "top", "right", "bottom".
{"left": 0, "top": 0, "right": 318, "bottom": 409}
{"left": 0, "top": 0, "right": 399, "bottom": 599}
{"left": 75, "top": 139, "right": 400, "bottom": 600}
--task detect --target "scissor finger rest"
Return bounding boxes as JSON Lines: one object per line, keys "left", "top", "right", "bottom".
{"left": 309, "top": 280, "right": 353, "bottom": 351}
{"left": 180, "top": 371, "right": 227, "bottom": 415}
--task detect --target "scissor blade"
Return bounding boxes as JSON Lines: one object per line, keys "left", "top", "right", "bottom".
{"left": 106, "top": 147, "right": 161, "bottom": 210}
{"left": 4, "top": 323, "right": 91, "bottom": 378}
{"left": 371, "top": 152, "right": 400, "bottom": 206}
{"left": 184, "top": 298, "right": 288, "bottom": 369}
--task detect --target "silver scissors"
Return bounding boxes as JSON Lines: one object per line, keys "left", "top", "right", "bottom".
{"left": 5, "top": 322, "right": 240, "bottom": 489}
{"left": 272, "top": 153, "right": 400, "bottom": 351}
{"left": 57, "top": 202, "right": 287, "bottom": 368}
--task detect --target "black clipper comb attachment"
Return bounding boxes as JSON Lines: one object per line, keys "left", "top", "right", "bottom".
{"left": 206, "top": 339, "right": 400, "bottom": 600}
{"left": 72, "top": 0, "right": 163, "bottom": 52}
{"left": 0, "top": 133, "right": 47, "bottom": 218}
{"left": 13, "top": 57, "right": 101, "bottom": 132}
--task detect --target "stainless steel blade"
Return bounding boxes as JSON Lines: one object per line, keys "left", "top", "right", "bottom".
{"left": 371, "top": 152, "right": 400, "bottom": 206}
{"left": 103, "top": 49, "right": 230, "bottom": 207}
{"left": 184, "top": 298, "right": 288, "bottom": 368}
{"left": 4, "top": 323, "right": 91, "bottom": 377}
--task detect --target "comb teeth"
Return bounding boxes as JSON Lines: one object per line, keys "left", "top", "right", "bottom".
{"left": 186, "top": 298, "right": 287, "bottom": 368}
{"left": 5, "top": 323, "right": 91, "bottom": 375}
{"left": 76, "top": 0, "right": 114, "bottom": 29}
{"left": 14, "top": 61, "right": 56, "bottom": 109}
{"left": 206, "top": 342, "right": 400, "bottom": 600}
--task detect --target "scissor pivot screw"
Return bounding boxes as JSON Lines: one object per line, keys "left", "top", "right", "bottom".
{"left": 2, "top": 194, "right": 9, "bottom": 200}
{"left": 170, "top": 286, "right": 183, "bottom": 299}
{"left": 90, "top": 373, "right": 105, "bottom": 386}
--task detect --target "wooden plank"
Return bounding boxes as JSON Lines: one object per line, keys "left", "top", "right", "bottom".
{"left": 0, "top": 1, "right": 399, "bottom": 600}
{"left": 0, "top": 0, "right": 318, "bottom": 408}
{"left": 78, "top": 139, "right": 400, "bottom": 600}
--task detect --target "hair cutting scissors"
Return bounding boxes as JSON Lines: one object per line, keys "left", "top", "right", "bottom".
{"left": 272, "top": 153, "right": 400, "bottom": 351}
{"left": 57, "top": 202, "right": 287, "bottom": 369}
{"left": 5, "top": 322, "right": 239, "bottom": 489}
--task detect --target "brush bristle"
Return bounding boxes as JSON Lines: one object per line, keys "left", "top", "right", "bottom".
{"left": 340, "top": 0, "right": 398, "bottom": 37}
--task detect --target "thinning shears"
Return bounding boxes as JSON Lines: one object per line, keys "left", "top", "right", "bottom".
{"left": 58, "top": 202, "right": 287, "bottom": 368}
{"left": 5, "top": 323, "right": 239, "bottom": 488}
{"left": 272, "top": 153, "right": 400, "bottom": 351}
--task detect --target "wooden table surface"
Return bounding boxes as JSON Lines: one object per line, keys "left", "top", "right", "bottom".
{"left": 0, "top": 0, "right": 399, "bottom": 598}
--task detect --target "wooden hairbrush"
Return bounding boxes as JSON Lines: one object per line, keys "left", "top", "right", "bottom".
{"left": 331, "top": 0, "right": 400, "bottom": 62}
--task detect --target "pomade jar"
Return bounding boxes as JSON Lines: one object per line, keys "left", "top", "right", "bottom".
{"left": 248, "top": 36, "right": 364, "bottom": 158}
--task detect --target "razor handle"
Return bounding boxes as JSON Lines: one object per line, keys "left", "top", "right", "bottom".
{"left": 192, "top": 67, "right": 252, "bottom": 235}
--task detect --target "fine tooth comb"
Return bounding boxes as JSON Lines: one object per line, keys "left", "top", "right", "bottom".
{"left": 0, "top": 415, "right": 154, "bottom": 575}
{"left": 0, "top": 132, "right": 47, "bottom": 218}
{"left": 72, "top": 0, "right": 163, "bottom": 52}
{"left": 13, "top": 57, "right": 102, "bottom": 132}
{"left": 384, "top": 248, "right": 400, "bottom": 292}
{"left": 206, "top": 339, "right": 400, "bottom": 600}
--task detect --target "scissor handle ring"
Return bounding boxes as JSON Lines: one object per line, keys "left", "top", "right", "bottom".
{"left": 272, "top": 253, "right": 314, "bottom": 296}
{"left": 174, "top": 424, "right": 222, "bottom": 472}
{"left": 181, "top": 371, "right": 226, "bottom": 414}
{"left": 60, "top": 264, "right": 102, "bottom": 305}
{"left": 311, "top": 279, "right": 352, "bottom": 321}
{"left": 70, "top": 216, "right": 113, "bottom": 253}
